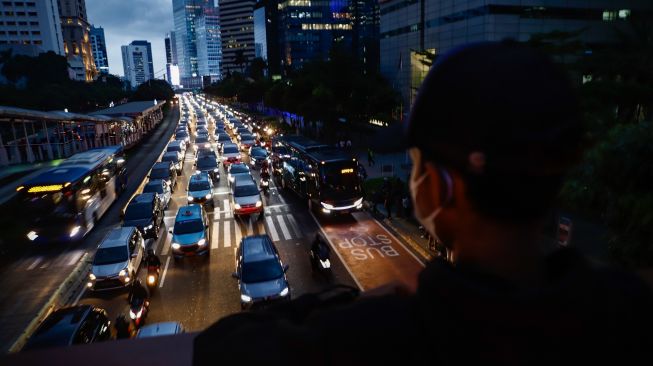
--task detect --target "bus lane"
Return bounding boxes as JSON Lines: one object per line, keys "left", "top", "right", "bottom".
{"left": 318, "top": 211, "right": 425, "bottom": 292}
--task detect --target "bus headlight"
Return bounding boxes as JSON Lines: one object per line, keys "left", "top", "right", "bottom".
{"left": 321, "top": 202, "right": 334, "bottom": 210}
{"left": 69, "top": 226, "right": 81, "bottom": 238}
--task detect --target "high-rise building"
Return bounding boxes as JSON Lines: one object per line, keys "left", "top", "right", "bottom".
{"left": 90, "top": 25, "right": 108, "bottom": 74}
{"left": 166, "top": 63, "right": 180, "bottom": 86}
{"left": 196, "top": 6, "right": 222, "bottom": 83}
{"left": 165, "top": 33, "right": 173, "bottom": 64}
{"left": 0, "top": 0, "right": 65, "bottom": 56}
{"left": 172, "top": 0, "right": 213, "bottom": 78}
{"left": 380, "top": 0, "right": 653, "bottom": 114}
{"left": 58, "top": 0, "right": 97, "bottom": 81}
{"left": 351, "top": 0, "right": 380, "bottom": 74}
{"left": 253, "top": 0, "right": 280, "bottom": 76}
{"left": 218, "top": 0, "right": 255, "bottom": 76}
{"left": 121, "top": 40, "right": 154, "bottom": 88}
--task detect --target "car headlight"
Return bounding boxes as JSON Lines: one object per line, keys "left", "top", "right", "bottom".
{"left": 123, "top": 276, "right": 131, "bottom": 283}
{"left": 279, "top": 287, "right": 289, "bottom": 297}
{"left": 213, "top": 168, "right": 219, "bottom": 173}
{"left": 119, "top": 269, "right": 127, "bottom": 277}
{"left": 255, "top": 201, "right": 262, "bottom": 208}
{"left": 198, "top": 238, "right": 206, "bottom": 246}
{"left": 354, "top": 198, "right": 363, "bottom": 206}
{"left": 205, "top": 193, "right": 212, "bottom": 199}
{"left": 26, "top": 231, "right": 38, "bottom": 241}
{"left": 89, "top": 273, "right": 96, "bottom": 281}
{"left": 195, "top": 170, "right": 201, "bottom": 174}
{"left": 240, "top": 294, "right": 252, "bottom": 303}
{"left": 321, "top": 202, "right": 334, "bottom": 210}
{"left": 187, "top": 196, "right": 194, "bottom": 202}
{"left": 69, "top": 226, "right": 81, "bottom": 238}
{"left": 144, "top": 224, "right": 153, "bottom": 230}
{"left": 234, "top": 203, "right": 241, "bottom": 210}
{"left": 172, "top": 243, "right": 181, "bottom": 250}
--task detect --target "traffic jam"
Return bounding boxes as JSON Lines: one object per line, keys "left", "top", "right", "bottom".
{"left": 16, "top": 93, "right": 424, "bottom": 348}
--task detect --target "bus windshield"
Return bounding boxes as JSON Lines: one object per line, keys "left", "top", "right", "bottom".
{"left": 22, "top": 191, "right": 77, "bottom": 223}
{"left": 320, "top": 161, "right": 361, "bottom": 198}
{"left": 94, "top": 246, "right": 128, "bottom": 265}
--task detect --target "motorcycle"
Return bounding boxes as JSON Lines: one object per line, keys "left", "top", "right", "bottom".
{"left": 310, "top": 245, "right": 331, "bottom": 276}
{"left": 146, "top": 265, "right": 160, "bottom": 290}
{"left": 129, "top": 297, "right": 149, "bottom": 328}
{"left": 259, "top": 175, "right": 270, "bottom": 195}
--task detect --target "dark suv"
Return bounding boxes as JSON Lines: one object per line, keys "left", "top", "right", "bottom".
{"left": 232, "top": 235, "right": 290, "bottom": 309}
{"left": 122, "top": 193, "right": 164, "bottom": 239}
{"left": 23, "top": 305, "right": 111, "bottom": 351}
{"left": 149, "top": 161, "right": 178, "bottom": 192}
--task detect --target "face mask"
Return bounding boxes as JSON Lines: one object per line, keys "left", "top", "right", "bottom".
{"left": 409, "top": 166, "right": 452, "bottom": 247}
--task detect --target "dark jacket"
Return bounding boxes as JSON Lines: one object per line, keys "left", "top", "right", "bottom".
{"left": 194, "top": 249, "right": 653, "bottom": 365}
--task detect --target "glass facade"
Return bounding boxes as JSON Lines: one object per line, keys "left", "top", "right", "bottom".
{"left": 196, "top": 7, "right": 222, "bottom": 82}
{"left": 90, "top": 25, "right": 108, "bottom": 74}
{"left": 121, "top": 40, "right": 154, "bottom": 88}
{"left": 218, "top": 0, "right": 255, "bottom": 76}
{"left": 173, "top": 0, "right": 213, "bottom": 78}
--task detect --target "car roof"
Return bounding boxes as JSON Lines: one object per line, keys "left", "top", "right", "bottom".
{"left": 175, "top": 204, "right": 202, "bottom": 221}
{"left": 136, "top": 322, "right": 183, "bottom": 338}
{"left": 234, "top": 176, "right": 256, "bottom": 187}
{"left": 241, "top": 235, "right": 276, "bottom": 263}
{"left": 190, "top": 172, "right": 210, "bottom": 182}
{"left": 26, "top": 305, "right": 94, "bottom": 349}
{"left": 130, "top": 192, "right": 156, "bottom": 204}
{"left": 100, "top": 226, "right": 135, "bottom": 248}
{"left": 153, "top": 161, "right": 172, "bottom": 169}
{"left": 145, "top": 179, "right": 164, "bottom": 187}
{"left": 168, "top": 140, "right": 183, "bottom": 147}
{"left": 223, "top": 142, "right": 237, "bottom": 148}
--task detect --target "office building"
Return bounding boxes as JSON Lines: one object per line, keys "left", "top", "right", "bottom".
{"left": 196, "top": 6, "right": 221, "bottom": 83}
{"left": 0, "top": 0, "right": 65, "bottom": 56}
{"left": 165, "top": 31, "right": 178, "bottom": 65}
{"left": 218, "top": 0, "right": 255, "bottom": 76}
{"left": 90, "top": 25, "right": 108, "bottom": 74}
{"left": 380, "top": 0, "right": 653, "bottom": 113}
{"left": 121, "top": 40, "right": 154, "bottom": 88}
{"left": 166, "top": 63, "right": 180, "bottom": 86}
{"left": 352, "top": 0, "right": 380, "bottom": 74}
{"left": 172, "top": 0, "right": 213, "bottom": 78}
{"left": 253, "top": 0, "right": 280, "bottom": 76}
{"left": 58, "top": 0, "right": 97, "bottom": 81}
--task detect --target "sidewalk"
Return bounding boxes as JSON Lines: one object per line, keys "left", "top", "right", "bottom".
{"left": 354, "top": 149, "right": 412, "bottom": 181}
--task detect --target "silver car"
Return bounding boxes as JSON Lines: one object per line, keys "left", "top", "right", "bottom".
{"left": 87, "top": 227, "right": 144, "bottom": 291}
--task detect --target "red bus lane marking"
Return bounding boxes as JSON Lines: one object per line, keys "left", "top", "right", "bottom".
{"left": 319, "top": 212, "right": 425, "bottom": 292}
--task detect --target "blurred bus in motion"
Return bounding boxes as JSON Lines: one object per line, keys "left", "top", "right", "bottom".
{"left": 17, "top": 146, "right": 127, "bottom": 244}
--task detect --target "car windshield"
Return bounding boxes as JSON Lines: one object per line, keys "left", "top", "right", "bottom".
{"left": 230, "top": 165, "right": 248, "bottom": 174}
{"left": 223, "top": 146, "right": 238, "bottom": 154}
{"left": 162, "top": 154, "right": 178, "bottom": 162}
{"left": 197, "top": 157, "right": 217, "bottom": 169}
{"left": 251, "top": 148, "right": 267, "bottom": 158}
{"left": 124, "top": 202, "right": 152, "bottom": 221}
{"left": 241, "top": 259, "right": 283, "bottom": 283}
{"left": 196, "top": 136, "right": 209, "bottom": 143}
{"left": 174, "top": 219, "right": 204, "bottom": 235}
{"left": 150, "top": 168, "right": 170, "bottom": 179}
{"left": 143, "top": 183, "right": 163, "bottom": 194}
{"left": 273, "top": 146, "right": 289, "bottom": 155}
{"left": 94, "top": 246, "right": 128, "bottom": 265}
{"left": 234, "top": 184, "right": 259, "bottom": 197}
{"left": 189, "top": 180, "right": 210, "bottom": 191}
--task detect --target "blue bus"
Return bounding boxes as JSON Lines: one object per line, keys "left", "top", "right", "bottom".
{"left": 17, "top": 146, "right": 127, "bottom": 243}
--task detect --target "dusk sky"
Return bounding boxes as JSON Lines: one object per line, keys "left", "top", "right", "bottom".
{"left": 86, "top": 0, "right": 173, "bottom": 77}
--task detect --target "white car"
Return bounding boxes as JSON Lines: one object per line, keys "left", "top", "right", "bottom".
{"left": 142, "top": 179, "right": 172, "bottom": 209}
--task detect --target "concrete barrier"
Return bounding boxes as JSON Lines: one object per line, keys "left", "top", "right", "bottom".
{"left": 8, "top": 253, "right": 92, "bottom": 353}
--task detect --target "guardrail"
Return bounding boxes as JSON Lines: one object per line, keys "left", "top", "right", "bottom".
{"left": 8, "top": 253, "right": 91, "bottom": 353}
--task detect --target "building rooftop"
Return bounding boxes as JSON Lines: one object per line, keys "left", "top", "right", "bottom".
{"left": 89, "top": 101, "right": 165, "bottom": 117}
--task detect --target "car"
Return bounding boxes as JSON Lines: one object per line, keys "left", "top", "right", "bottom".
{"left": 149, "top": 161, "right": 178, "bottom": 192}
{"left": 232, "top": 235, "right": 290, "bottom": 309}
{"left": 170, "top": 204, "right": 210, "bottom": 258}
{"left": 196, "top": 127, "right": 209, "bottom": 136}
{"left": 196, "top": 146, "right": 217, "bottom": 161}
{"left": 142, "top": 179, "right": 172, "bottom": 209}
{"left": 194, "top": 134, "right": 211, "bottom": 150}
{"left": 230, "top": 178, "right": 263, "bottom": 217}
{"left": 239, "top": 134, "right": 256, "bottom": 150}
{"left": 236, "top": 127, "right": 251, "bottom": 136}
{"left": 248, "top": 146, "right": 269, "bottom": 169}
{"left": 195, "top": 154, "right": 220, "bottom": 182}
{"left": 221, "top": 142, "right": 241, "bottom": 167}
{"left": 174, "top": 130, "right": 190, "bottom": 144}
{"left": 87, "top": 226, "right": 145, "bottom": 290}
{"left": 23, "top": 305, "right": 111, "bottom": 350}
{"left": 122, "top": 193, "right": 164, "bottom": 239}
{"left": 167, "top": 140, "right": 187, "bottom": 157}
{"left": 136, "top": 322, "right": 185, "bottom": 339}
{"left": 161, "top": 151, "right": 183, "bottom": 174}
{"left": 215, "top": 132, "right": 231, "bottom": 149}
{"left": 186, "top": 172, "right": 215, "bottom": 207}
{"left": 227, "top": 163, "right": 252, "bottom": 187}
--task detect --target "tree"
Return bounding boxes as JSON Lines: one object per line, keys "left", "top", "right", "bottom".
{"left": 130, "top": 79, "right": 174, "bottom": 102}
{"left": 233, "top": 50, "right": 248, "bottom": 74}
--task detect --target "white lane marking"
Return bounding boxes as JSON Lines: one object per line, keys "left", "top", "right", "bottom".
{"left": 211, "top": 221, "right": 220, "bottom": 249}
{"left": 309, "top": 211, "right": 363, "bottom": 290}
{"left": 351, "top": 212, "right": 426, "bottom": 267}
{"left": 265, "top": 215, "right": 280, "bottom": 241}
{"left": 214, "top": 210, "right": 220, "bottom": 220}
{"left": 161, "top": 232, "right": 172, "bottom": 256}
{"left": 285, "top": 214, "right": 302, "bottom": 238}
{"left": 223, "top": 220, "right": 231, "bottom": 247}
{"left": 235, "top": 220, "right": 243, "bottom": 243}
{"left": 67, "top": 250, "right": 83, "bottom": 266}
{"left": 246, "top": 219, "right": 254, "bottom": 236}
{"left": 223, "top": 199, "right": 231, "bottom": 218}
{"left": 27, "top": 257, "right": 42, "bottom": 271}
{"left": 277, "top": 215, "right": 292, "bottom": 240}
{"left": 40, "top": 260, "right": 50, "bottom": 269}
{"left": 215, "top": 190, "right": 230, "bottom": 196}
{"left": 159, "top": 256, "right": 171, "bottom": 288}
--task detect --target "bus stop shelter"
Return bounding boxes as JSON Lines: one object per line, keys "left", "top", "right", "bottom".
{"left": 89, "top": 100, "right": 166, "bottom": 148}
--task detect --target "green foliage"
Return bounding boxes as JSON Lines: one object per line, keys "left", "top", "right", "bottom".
{"left": 130, "top": 79, "right": 174, "bottom": 102}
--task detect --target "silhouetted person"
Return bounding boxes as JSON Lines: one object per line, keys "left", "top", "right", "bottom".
{"left": 194, "top": 41, "right": 653, "bottom": 366}
{"left": 367, "top": 148, "right": 375, "bottom": 167}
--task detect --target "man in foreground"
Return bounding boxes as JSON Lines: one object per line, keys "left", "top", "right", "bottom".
{"left": 194, "top": 41, "right": 653, "bottom": 365}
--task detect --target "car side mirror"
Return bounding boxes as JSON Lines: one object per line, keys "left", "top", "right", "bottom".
{"left": 283, "top": 264, "right": 289, "bottom": 273}
{"left": 231, "top": 272, "right": 239, "bottom": 279}
{"left": 168, "top": 229, "right": 173, "bottom": 234}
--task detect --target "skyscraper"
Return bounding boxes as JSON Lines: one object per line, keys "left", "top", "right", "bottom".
{"left": 218, "top": 0, "right": 255, "bottom": 76}
{"left": 196, "top": 6, "right": 222, "bottom": 83}
{"left": 0, "top": 0, "right": 65, "bottom": 56}
{"left": 90, "top": 25, "right": 109, "bottom": 74}
{"left": 172, "top": 0, "right": 213, "bottom": 78}
{"left": 121, "top": 40, "right": 154, "bottom": 88}
{"left": 165, "top": 33, "right": 173, "bottom": 64}
{"left": 58, "top": 0, "right": 97, "bottom": 81}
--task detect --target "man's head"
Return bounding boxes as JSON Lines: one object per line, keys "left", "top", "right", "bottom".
{"left": 406, "top": 41, "right": 582, "bottom": 249}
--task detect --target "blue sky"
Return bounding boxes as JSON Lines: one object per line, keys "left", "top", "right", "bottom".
{"left": 86, "top": 0, "right": 173, "bottom": 77}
